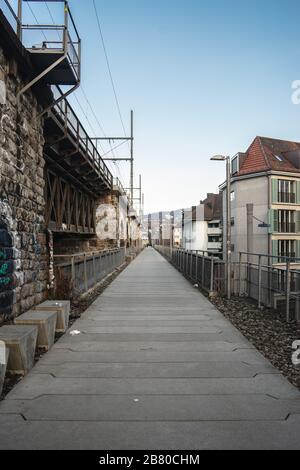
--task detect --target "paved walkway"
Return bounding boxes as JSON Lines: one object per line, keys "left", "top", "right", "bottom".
{"left": 0, "top": 247, "right": 300, "bottom": 449}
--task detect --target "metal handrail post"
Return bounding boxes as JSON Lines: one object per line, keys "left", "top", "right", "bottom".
{"left": 238, "top": 252, "right": 242, "bottom": 297}
{"left": 286, "top": 260, "right": 291, "bottom": 322}
{"left": 201, "top": 255, "right": 205, "bottom": 288}
{"left": 258, "top": 255, "right": 262, "bottom": 309}
{"left": 84, "top": 253, "right": 88, "bottom": 291}
{"left": 210, "top": 255, "right": 214, "bottom": 294}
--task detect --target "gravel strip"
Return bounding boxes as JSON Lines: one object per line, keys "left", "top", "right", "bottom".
{"left": 210, "top": 296, "right": 300, "bottom": 390}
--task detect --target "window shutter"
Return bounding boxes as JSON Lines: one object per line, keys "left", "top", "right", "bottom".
{"left": 268, "top": 209, "right": 273, "bottom": 234}
{"left": 268, "top": 209, "right": 278, "bottom": 233}
{"left": 272, "top": 179, "right": 278, "bottom": 203}
{"left": 296, "top": 181, "right": 300, "bottom": 204}
{"left": 297, "top": 240, "right": 300, "bottom": 259}
{"left": 273, "top": 210, "right": 278, "bottom": 232}
{"left": 296, "top": 211, "right": 300, "bottom": 233}
{"left": 272, "top": 240, "right": 278, "bottom": 263}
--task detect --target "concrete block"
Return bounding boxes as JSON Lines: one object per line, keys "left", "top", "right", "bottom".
{"left": 14, "top": 310, "right": 57, "bottom": 351}
{"left": 33, "top": 301, "right": 70, "bottom": 333}
{"left": 0, "top": 341, "right": 9, "bottom": 397}
{"left": 0, "top": 325, "right": 38, "bottom": 375}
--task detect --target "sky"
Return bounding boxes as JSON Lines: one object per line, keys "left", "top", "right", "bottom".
{"left": 8, "top": 0, "right": 300, "bottom": 213}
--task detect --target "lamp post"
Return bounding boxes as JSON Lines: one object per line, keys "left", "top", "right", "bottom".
{"left": 210, "top": 155, "right": 232, "bottom": 300}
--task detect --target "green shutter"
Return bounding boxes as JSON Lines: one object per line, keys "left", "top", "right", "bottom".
{"left": 268, "top": 209, "right": 278, "bottom": 233}
{"left": 274, "top": 210, "right": 278, "bottom": 232}
{"left": 296, "top": 211, "right": 300, "bottom": 233}
{"left": 296, "top": 181, "right": 300, "bottom": 204}
{"left": 272, "top": 179, "right": 278, "bottom": 203}
{"left": 272, "top": 240, "right": 278, "bottom": 263}
{"left": 268, "top": 209, "right": 273, "bottom": 234}
{"left": 297, "top": 240, "right": 300, "bottom": 259}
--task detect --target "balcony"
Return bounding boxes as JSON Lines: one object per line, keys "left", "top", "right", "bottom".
{"left": 2, "top": 0, "right": 81, "bottom": 87}
{"left": 278, "top": 192, "right": 296, "bottom": 204}
{"left": 207, "top": 242, "right": 222, "bottom": 251}
{"left": 208, "top": 227, "right": 222, "bottom": 236}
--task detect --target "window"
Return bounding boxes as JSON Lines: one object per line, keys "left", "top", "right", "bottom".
{"left": 278, "top": 180, "right": 296, "bottom": 203}
{"left": 230, "top": 191, "right": 235, "bottom": 202}
{"left": 231, "top": 156, "right": 239, "bottom": 175}
{"left": 278, "top": 239, "right": 296, "bottom": 260}
{"left": 278, "top": 210, "right": 295, "bottom": 233}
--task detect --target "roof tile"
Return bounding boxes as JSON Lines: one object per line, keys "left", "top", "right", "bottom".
{"left": 237, "top": 136, "right": 300, "bottom": 176}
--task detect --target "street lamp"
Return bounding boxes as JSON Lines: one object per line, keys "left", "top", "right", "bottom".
{"left": 210, "top": 155, "right": 232, "bottom": 300}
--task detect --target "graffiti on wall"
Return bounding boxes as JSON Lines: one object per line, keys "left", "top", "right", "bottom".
{"left": 0, "top": 200, "right": 19, "bottom": 320}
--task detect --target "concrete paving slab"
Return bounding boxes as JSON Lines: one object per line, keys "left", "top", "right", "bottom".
{"left": 1, "top": 417, "right": 300, "bottom": 450}
{"left": 52, "top": 340, "right": 254, "bottom": 352}
{"left": 6, "top": 374, "right": 299, "bottom": 400}
{"left": 56, "top": 332, "right": 247, "bottom": 343}
{"left": 37, "top": 349, "right": 271, "bottom": 365}
{"left": 74, "top": 326, "right": 224, "bottom": 334}
{"left": 31, "top": 360, "right": 277, "bottom": 378}
{"left": 1, "top": 394, "right": 298, "bottom": 421}
{"left": 0, "top": 247, "right": 300, "bottom": 449}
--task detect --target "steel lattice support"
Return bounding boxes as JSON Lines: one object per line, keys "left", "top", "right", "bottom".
{"left": 45, "top": 169, "right": 96, "bottom": 234}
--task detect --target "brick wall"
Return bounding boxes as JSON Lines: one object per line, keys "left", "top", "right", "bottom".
{"left": 0, "top": 46, "right": 48, "bottom": 323}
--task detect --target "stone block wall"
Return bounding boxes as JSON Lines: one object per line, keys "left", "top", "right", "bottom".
{"left": 92, "top": 191, "right": 126, "bottom": 250}
{"left": 0, "top": 46, "right": 48, "bottom": 323}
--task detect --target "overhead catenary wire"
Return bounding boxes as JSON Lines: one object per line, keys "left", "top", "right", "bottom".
{"left": 42, "top": 0, "right": 126, "bottom": 184}
{"left": 92, "top": 0, "right": 128, "bottom": 139}
{"left": 92, "top": 0, "right": 135, "bottom": 194}
{"left": 26, "top": 2, "right": 48, "bottom": 42}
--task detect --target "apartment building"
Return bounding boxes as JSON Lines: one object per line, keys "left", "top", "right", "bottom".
{"left": 182, "top": 194, "right": 223, "bottom": 256}
{"left": 221, "top": 136, "right": 300, "bottom": 263}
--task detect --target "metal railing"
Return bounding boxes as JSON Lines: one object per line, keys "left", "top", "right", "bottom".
{"left": 113, "top": 178, "right": 129, "bottom": 197}
{"left": 54, "top": 248, "right": 125, "bottom": 296}
{"left": 234, "top": 252, "right": 300, "bottom": 322}
{"left": 51, "top": 86, "right": 113, "bottom": 188}
{"left": 155, "top": 246, "right": 225, "bottom": 295}
{"left": 2, "top": 0, "right": 21, "bottom": 32}
{"left": 2, "top": 1, "right": 81, "bottom": 82}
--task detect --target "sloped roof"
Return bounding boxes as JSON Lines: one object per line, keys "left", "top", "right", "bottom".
{"left": 237, "top": 136, "right": 300, "bottom": 176}
{"left": 200, "top": 193, "right": 223, "bottom": 221}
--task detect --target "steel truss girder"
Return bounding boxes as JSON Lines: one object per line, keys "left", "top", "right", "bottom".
{"left": 45, "top": 168, "right": 96, "bottom": 234}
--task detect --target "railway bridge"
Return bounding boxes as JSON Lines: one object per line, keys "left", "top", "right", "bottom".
{"left": 0, "top": 1, "right": 140, "bottom": 321}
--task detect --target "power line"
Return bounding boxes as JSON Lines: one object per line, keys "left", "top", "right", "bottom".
{"left": 80, "top": 87, "right": 107, "bottom": 137}
{"left": 92, "top": 0, "right": 127, "bottom": 138}
{"left": 26, "top": 2, "right": 48, "bottom": 42}
{"left": 42, "top": 0, "right": 127, "bottom": 185}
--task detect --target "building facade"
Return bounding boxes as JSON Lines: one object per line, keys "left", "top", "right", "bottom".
{"left": 182, "top": 194, "right": 223, "bottom": 255}
{"left": 221, "top": 136, "right": 300, "bottom": 264}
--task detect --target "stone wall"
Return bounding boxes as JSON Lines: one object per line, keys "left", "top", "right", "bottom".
{"left": 92, "top": 191, "right": 128, "bottom": 250}
{"left": 0, "top": 46, "right": 48, "bottom": 323}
